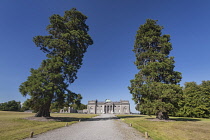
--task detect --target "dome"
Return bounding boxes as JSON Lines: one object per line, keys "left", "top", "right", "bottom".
{"left": 105, "top": 99, "right": 111, "bottom": 102}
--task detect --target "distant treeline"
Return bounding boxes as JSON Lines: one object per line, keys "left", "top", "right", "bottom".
{"left": 0, "top": 100, "right": 87, "bottom": 113}
{"left": 0, "top": 100, "right": 21, "bottom": 111}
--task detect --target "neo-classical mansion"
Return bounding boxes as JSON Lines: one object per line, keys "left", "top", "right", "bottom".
{"left": 87, "top": 99, "right": 130, "bottom": 114}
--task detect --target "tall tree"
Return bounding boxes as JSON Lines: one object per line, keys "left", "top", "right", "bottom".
{"left": 19, "top": 8, "right": 93, "bottom": 117}
{"left": 129, "top": 19, "right": 182, "bottom": 119}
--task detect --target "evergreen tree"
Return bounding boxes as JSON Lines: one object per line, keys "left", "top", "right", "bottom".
{"left": 200, "top": 81, "right": 210, "bottom": 118}
{"left": 177, "top": 81, "right": 210, "bottom": 118}
{"left": 19, "top": 8, "right": 93, "bottom": 117}
{"left": 129, "top": 19, "right": 182, "bottom": 119}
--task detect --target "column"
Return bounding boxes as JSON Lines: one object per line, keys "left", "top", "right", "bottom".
{"left": 106, "top": 105, "right": 107, "bottom": 114}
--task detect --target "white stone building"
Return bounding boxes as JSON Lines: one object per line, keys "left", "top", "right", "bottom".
{"left": 87, "top": 99, "right": 130, "bottom": 114}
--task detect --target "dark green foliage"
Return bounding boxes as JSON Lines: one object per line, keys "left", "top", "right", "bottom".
{"left": 50, "top": 101, "right": 65, "bottom": 113}
{"left": 70, "top": 103, "right": 87, "bottom": 110}
{"left": 20, "top": 58, "right": 68, "bottom": 116}
{"left": 19, "top": 8, "right": 93, "bottom": 117}
{"left": 65, "top": 91, "right": 82, "bottom": 106}
{"left": 176, "top": 81, "right": 210, "bottom": 118}
{"left": 0, "top": 100, "right": 21, "bottom": 111}
{"left": 129, "top": 19, "right": 182, "bottom": 119}
{"left": 20, "top": 99, "right": 31, "bottom": 111}
{"left": 33, "top": 8, "right": 93, "bottom": 84}
{"left": 50, "top": 91, "right": 83, "bottom": 112}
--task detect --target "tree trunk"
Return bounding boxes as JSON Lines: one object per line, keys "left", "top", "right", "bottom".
{"left": 156, "top": 111, "right": 169, "bottom": 120}
{"left": 35, "top": 103, "right": 51, "bottom": 117}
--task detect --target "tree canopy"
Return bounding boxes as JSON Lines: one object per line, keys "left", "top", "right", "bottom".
{"left": 176, "top": 81, "right": 210, "bottom": 118}
{"left": 129, "top": 19, "right": 182, "bottom": 119}
{"left": 19, "top": 8, "right": 93, "bottom": 117}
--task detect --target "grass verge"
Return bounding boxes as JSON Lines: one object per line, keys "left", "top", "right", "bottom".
{"left": 116, "top": 114, "right": 210, "bottom": 140}
{"left": 0, "top": 111, "right": 97, "bottom": 140}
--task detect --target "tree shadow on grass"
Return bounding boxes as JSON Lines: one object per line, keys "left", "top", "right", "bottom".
{"left": 116, "top": 115, "right": 144, "bottom": 119}
{"left": 146, "top": 117, "right": 202, "bottom": 122}
{"left": 24, "top": 116, "right": 91, "bottom": 122}
{"left": 50, "top": 117, "right": 87, "bottom": 122}
{"left": 170, "top": 118, "right": 201, "bottom": 121}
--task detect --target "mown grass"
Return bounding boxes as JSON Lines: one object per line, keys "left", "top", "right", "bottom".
{"left": 0, "top": 111, "right": 97, "bottom": 140}
{"left": 116, "top": 115, "right": 210, "bottom": 140}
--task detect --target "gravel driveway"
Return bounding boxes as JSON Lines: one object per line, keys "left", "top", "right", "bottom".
{"left": 25, "top": 114, "right": 147, "bottom": 140}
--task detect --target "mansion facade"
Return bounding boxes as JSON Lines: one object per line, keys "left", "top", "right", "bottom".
{"left": 87, "top": 99, "right": 130, "bottom": 114}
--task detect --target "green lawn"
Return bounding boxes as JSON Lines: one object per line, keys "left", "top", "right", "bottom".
{"left": 0, "top": 111, "right": 97, "bottom": 140}
{"left": 116, "top": 115, "right": 210, "bottom": 140}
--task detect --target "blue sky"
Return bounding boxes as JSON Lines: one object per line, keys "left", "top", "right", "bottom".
{"left": 1, "top": 0, "right": 210, "bottom": 112}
